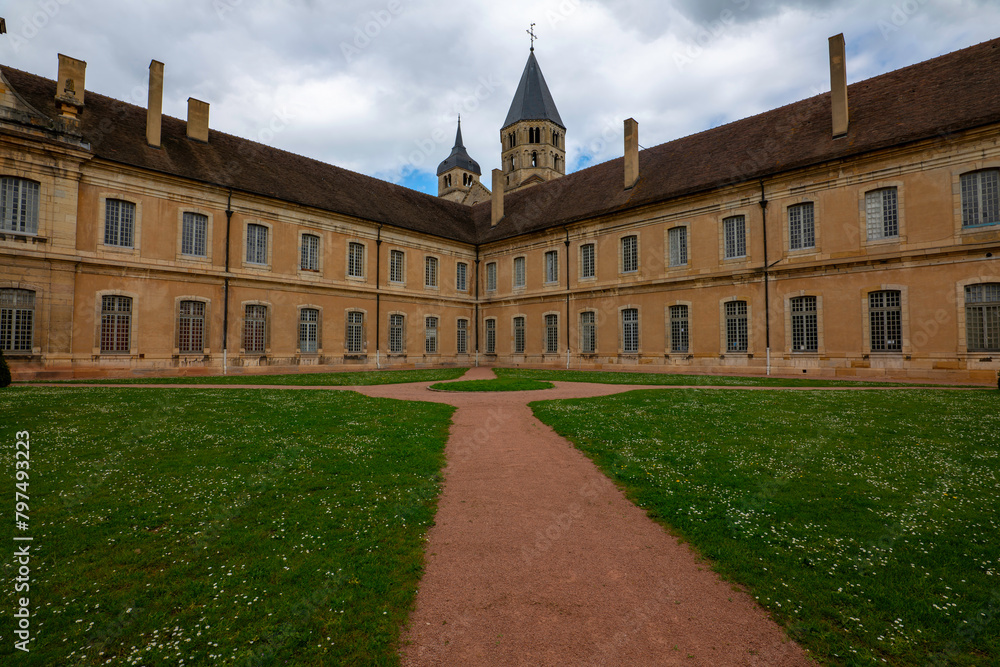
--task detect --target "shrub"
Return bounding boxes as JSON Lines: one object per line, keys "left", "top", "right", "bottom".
{"left": 0, "top": 350, "right": 11, "bottom": 388}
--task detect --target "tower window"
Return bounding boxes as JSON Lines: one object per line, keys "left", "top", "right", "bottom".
{"left": 531, "top": 152, "right": 538, "bottom": 168}
{"left": 444, "top": 174, "right": 451, "bottom": 188}
{"left": 552, "top": 130, "right": 559, "bottom": 147}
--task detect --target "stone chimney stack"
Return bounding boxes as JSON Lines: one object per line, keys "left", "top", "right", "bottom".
{"left": 624, "top": 118, "right": 639, "bottom": 190}
{"left": 829, "top": 34, "right": 849, "bottom": 138}
{"left": 146, "top": 60, "right": 164, "bottom": 148}
{"left": 54, "top": 54, "right": 86, "bottom": 122}
{"left": 491, "top": 169, "right": 504, "bottom": 227}
{"left": 187, "top": 97, "right": 209, "bottom": 142}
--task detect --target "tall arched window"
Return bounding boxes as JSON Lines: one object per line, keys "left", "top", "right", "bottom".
{"left": 531, "top": 152, "right": 538, "bottom": 167}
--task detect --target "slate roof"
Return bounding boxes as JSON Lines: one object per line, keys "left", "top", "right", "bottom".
{"left": 501, "top": 50, "right": 565, "bottom": 130}
{"left": 436, "top": 118, "right": 481, "bottom": 176}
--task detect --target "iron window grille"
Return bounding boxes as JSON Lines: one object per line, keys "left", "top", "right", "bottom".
{"left": 668, "top": 227, "right": 688, "bottom": 267}
{"left": 580, "top": 243, "right": 595, "bottom": 278}
{"left": 485, "top": 319, "right": 496, "bottom": 353}
{"left": 348, "top": 242, "right": 365, "bottom": 278}
{"left": 621, "top": 235, "right": 638, "bottom": 273}
{"left": 424, "top": 316, "right": 438, "bottom": 354}
{"left": 389, "top": 250, "right": 405, "bottom": 283}
{"left": 456, "top": 319, "right": 468, "bottom": 354}
{"left": 424, "top": 256, "right": 438, "bottom": 288}
{"left": 513, "top": 256, "right": 526, "bottom": 288}
{"left": 346, "top": 311, "right": 364, "bottom": 353}
{"left": 513, "top": 316, "right": 526, "bottom": 354}
{"left": 300, "top": 234, "right": 320, "bottom": 270}
{"left": 545, "top": 313, "right": 559, "bottom": 353}
{"left": 622, "top": 308, "right": 639, "bottom": 353}
{"left": 389, "top": 314, "right": 405, "bottom": 353}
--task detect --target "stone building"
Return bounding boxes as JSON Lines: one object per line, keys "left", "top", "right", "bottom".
{"left": 0, "top": 36, "right": 998, "bottom": 381}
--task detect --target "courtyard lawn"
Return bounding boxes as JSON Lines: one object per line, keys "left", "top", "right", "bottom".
{"left": 429, "top": 378, "right": 553, "bottom": 392}
{"left": 0, "top": 387, "right": 454, "bottom": 666}
{"left": 26, "top": 367, "right": 468, "bottom": 386}
{"left": 530, "top": 388, "right": 1000, "bottom": 666}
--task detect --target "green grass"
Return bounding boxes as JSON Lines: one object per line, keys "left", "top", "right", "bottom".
{"left": 0, "top": 387, "right": 455, "bottom": 666}
{"left": 495, "top": 367, "right": 975, "bottom": 388}
{"left": 429, "top": 378, "right": 553, "bottom": 392}
{"left": 530, "top": 389, "right": 1000, "bottom": 666}
{"left": 27, "top": 367, "right": 468, "bottom": 386}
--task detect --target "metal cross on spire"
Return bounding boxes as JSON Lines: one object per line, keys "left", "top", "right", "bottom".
{"left": 527, "top": 23, "right": 536, "bottom": 51}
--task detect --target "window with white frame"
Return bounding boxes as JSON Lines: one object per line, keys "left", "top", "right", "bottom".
{"left": 348, "top": 242, "right": 365, "bottom": 278}
{"left": 622, "top": 308, "right": 639, "bottom": 353}
{"left": 389, "top": 250, "right": 405, "bottom": 283}
{"left": 580, "top": 311, "right": 596, "bottom": 353}
{"left": 725, "top": 300, "right": 748, "bottom": 352}
{"left": 513, "top": 256, "right": 526, "bottom": 288}
{"left": 961, "top": 169, "right": 999, "bottom": 228}
{"left": 456, "top": 262, "right": 468, "bottom": 291}
{"left": 182, "top": 212, "right": 208, "bottom": 257}
{"left": 788, "top": 202, "right": 815, "bottom": 250}
{"left": 243, "top": 304, "right": 267, "bottom": 354}
{"left": 965, "top": 283, "right": 999, "bottom": 351}
{"left": 246, "top": 224, "right": 268, "bottom": 265}
{"left": 485, "top": 319, "right": 496, "bottom": 353}
{"left": 723, "top": 215, "right": 746, "bottom": 259}
{"left": 668, "top": 227, "right": 687, "bottom": 267}
{"left": 0, "top": 289, "right": 35, "bottom": 353}
{"left": 100, "top": 295, "right": 132, "bottom": 353}
{"left": 486, "top": 262, "right": 497, "bottom": 291}
{"left": 545, "top": 250, "right": 559, "bottom": 283}
{"left": 790, "top": 296, "right": 818, "bottom": 352}
{"left": 424, "top": 256, "right": 438, "bottom": 288}
{"left": 866, "top": 188, "right": 899, "bottom": 240}
{"left": 424, "top": 316, "right": 438, "bottom": 353}
{"left": 299, "top": 308, "right": 319, "bottom": 353}
{"left": 669, "top": 305, "right": 688, "bottom": 353}
{"left": 580, "top": 243, "right": 595, "bottom": 279}
{"left": 456, "top": 319, "right": 468, "bottom": 354}
{"left": 300, "top": 234, "right": 320, "bottom": 271}
{"left": 389, "top": 314, "right": 405, "bottom": 353}
{"left": 545, "top": 313, "right": 559, "bottom": 353}
{"left": 513, "top": 316, "right": 526, "bottom": 354}
{"left": 869, "top": 290, "right": 902, "bottom": 352}
{"left": 105, "top": 199, "right": 136, "bottom": 248}
{"left": 0, "top": 177, "right": 40, "bottom": 235}
{"left": 346, "top": 311, "right": 364, "bottom": 353}
{"left": 621, "top": 235, "right": 638, "bottom": 273}
{"left": 178, "top": 300, "right": 205, "bottom": 354}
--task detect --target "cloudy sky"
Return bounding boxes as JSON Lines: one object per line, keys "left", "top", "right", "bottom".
{"left": 2, "top": 0, "right": 997, "bottom": 195}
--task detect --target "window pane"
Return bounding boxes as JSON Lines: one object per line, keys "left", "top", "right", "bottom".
{"left": 725, "top": 300, "right": 748, "bottom": 352}
{"left": 514, "top": 257, "right": 526, "bottom": 288}
{"left": 457, "top": 319, "right": 468, "bottom": 354}
{"left": 389, "top": 314, "right": 404, "bottom": 353}
{"left": 105, "top": 199, "right": 136, "bottom": 248}
{"left": 299, "top": 308, "right": 319, "bottom": 353}
{"left": 545, "top": 314, "right": 558, "bottom": 353}
{"left": 0, "top": 178, "right": 40, "bottom": 234}
{"left": 962, "top": 170, "right": 1000, "bottom": 227}
{"left": 788, "top": 203, "right": 814, "bottom": 250}
{"left": 581, "top": 311, "right": 596, "bottom": 353}
{"left": 349, "top": 243, "right": 365, "bottom": 278}
{"left": 101, "top": 295, "right": 132, "bottom": 353}
{"left": 0, "top": 288, "right": 35, "bottom": 352}
{"left": 300, "top": 234, "right": 319, "bottom": 271}
{"left": 724, "top": 216, "right": 745, "bottom": 259}
{"left": 622, "top": 236, "right": 638, "bottom": 273}
{"left": 178, "top": 300, "right": 205, "bottom": 353}
{"left": 243, "top": 304, "right": 266, "bottom": 353}
{"left": 456, "top": 262, "right": 467, "bottom": 291}
{"left": 622, "top": 308, "right": 638, "bottom": 353}
{"left": 485, "top": 320, "right": 496, "bottom": 353}
{"left": 347, "top": 311, "right": 364, "bottom": 353}
{"left": 424, "top": 257, "right": 438, "bottom": 287}
{"left": 246, "top": 224, "right": 267, "bottom": 264}
{"left": 581, "top": 244, "right": 595, "bottom": 279}
{"left": 869, "top": 290, "right": 902, "bottom": 351}
{"left": 668, "top": 227, "right": 687, "bottom": 267}
{"left": 966, "top": 283, "right": 1000, "bottom": 351}
{"left": 514, "top": 316, "right": 526, "bottom": 353}
{"left": 486, "top": 263, "right": 497, "bottom": 291}
{"left": 790, "top": 296, "right": 818, "bottom": 352}
{"left": 182, "top": 212, "right": 208, "bottom": 256}
{"left": 425, "top": 316, "right": 438, "bottom": 353}
{"left": 545, "top": 251, "right": 559, "bottom": 283}
{"left": 670, "top": 305, "right": 689, "bottom": 353}
{"left": 390, "top": 250, "right": 404, "bottom": 283}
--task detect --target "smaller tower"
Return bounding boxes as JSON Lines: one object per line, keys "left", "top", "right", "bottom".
{"left": 437, "top": 118, "right": 490, "bottom": 205}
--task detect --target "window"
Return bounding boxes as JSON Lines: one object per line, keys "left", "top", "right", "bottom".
{"left": 513, "top": 256, "right": 526, "bottom": 288}
{"left": 389, "top": 314, "right": 405, "bottom": 353}
{"left": 456, "top": 262, "right": 468, "bottom": 291}
{"left": 788, "top": 202, "right": 815, "bottom": 250}
{"left": 100, "top": 295, "right": 132, "bottom": 353}
{"left": 580, "top": 243, "right": 595, "bottom": 279}
{"left": 425, "top": 316, "right": 438, "bottom": 354}
{"left": 725, "top": 300, "right": 748, "bottom": 353}
{"left": 456, "top": 319, "right": 468, "bottom": 354}
{"left": 0, "top": 289, "right": 35, "bottom": 353}
{"left": 545, "top": 250, "right": 559, "bottom": 283}
{"left": 529, "top": 127, "right": 540, "bottom": 143}
{"left": 104, "top": 199, "right": 136, "bottom": 248}
{"left": 866, "top": 188, "right": 899, "bottom": 240}
{"left": 485, "top": 319, "right": 496, "bottom": 354}
{"left": 425, "top": 256, "right": 438, "bottom": 288}
{"left": 178, "top": 300, "right": 205, "bottom": 354}
{"left": 346, "top": 311, "right": 364, "bottom": 353}
{"left": 513, "top": 316, "right": 526, "bottom": 354}
{"left": 182, "top": 212, "right": 208, "bottom": 257}
{"left": 790, "top": 296, "right": 818, "bottom": 352}
{"left": 389, "top": 250, "right": 405, "bottom": 283}
{"left": 961, "top": 169, "right": 999, "bottom": 227}
{"left": 552, "top": 130, "right": 560, "bottom": 146}
{"left": 869, "top": 291, "right": 902, "bottom": 352}
{"left": 508, "top": 132, "right": 516, "bottom": 148}
{"left": 299, "top": 308, "right": 319, "bottom": 354}
{"left": 243, "top": 304, "right": 266, "bottom": 354}
{"left": 668, "top": 227, "right": 688, "bottom": 267}
{"left": 246, "top": 223, "right": 268, "bottom": 265}
{"left": 0, "top": 177, "right": 40, "bottom": 234}
{"left": 621, "top": 235, "right": 638, "bottom": 273}
{"left": 486, "top": 262, "right": 497, "bottom": 291}
{"left": 300, "top": 234, "right": 320, "bottom": 271}
{"left": 723, "top": 215, "right": 746, "bottom": 259}
{"left": 545, "top": 314, "right": 559, "bottom": 354}
{"left": 531, "top": 151, "right": 538, "bottom": 167}
{"left": 622, "top": 308, "right": 639, "bottom": 353}
{"left": 444, "top": 174, "right": 452, "bottom": 188}
{"left": 965, "top": 284, "right": 1000, "bottom": 351}
{"left": 348, "top": 242, "right": 365, "bottom": 278}
{"left": 580, "top": 311, "right": 596, "bottom": 353}
{"left": 670, "top": 305, "right": 689, "bottom": 353}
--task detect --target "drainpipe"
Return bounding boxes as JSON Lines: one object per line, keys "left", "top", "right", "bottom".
{"left": 759, "top": 179, "right": 771, "bottom": 376}
{"left": 564, "top": 227, "right": 571, "bottom": 369}
{"left": 375, "top": 224, "right": 382, "bottom": 369}
{"left": 223, "top": 188, "right": 233, "bottom": 375}
{"left": 474, "top": 245, "right": 480, "bottom": 367}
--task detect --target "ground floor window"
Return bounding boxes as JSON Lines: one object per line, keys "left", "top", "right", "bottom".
{"left": 346, "top": 311, "right": 364, "bottom": 353}
{"left": 0, "top": 288, "right": 34, "bottom": 353}
{"left": 622, "top": 308, "right": 638, "bottom": 353}
{"left": 869, "top": 290, "right": 901, "bottom": 352}
{"left": 485, "top": 319, "right": 496, "bottom": 354}
{"left": 243, "top": 304, "right": 267, "bottom": 354}
{"left": 101, "top": 295, "right": 133, "bottom": 353}
{"left": 389, "top": 314, "right": 404, "bottom": 353}
{"left": 299, "top": 308, "right": 319, "bottom": 353}
{"left": 425, "top": 316, "right": 438, "bottom": 353}
{"left": 456, "top": 319, "right": 468, "bottom": 354}
{"left": 965, "top": 283, "right": 999, "bottom": 351}
{"left": 791, "top": 296, "right": 818, "bottom": 352}
{"left": 513, "top": 316, "right": 526, "bottom": 354}
{"left": 178, "top": 300, "right": 205, "bottom": 353}
{"left": 669, "top": 305, "right": 688, "bottom": 353}
{"left": 545, "top": 314, "right": 559, "bottom": 354}
{"left": 580, "top": 311, "right": 596, "bottom": 353}
{"left": 725, "top": 300, "right": 748, "bottom": 353}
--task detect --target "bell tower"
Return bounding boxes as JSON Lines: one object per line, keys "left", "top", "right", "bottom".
{"left": 437, "top": 117, "right": 490, "bottom": 205}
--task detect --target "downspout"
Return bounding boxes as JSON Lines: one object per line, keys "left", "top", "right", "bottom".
{"left": 375, "top": 224, "right": 382, "bottom": 369}
{"left": 564, "top": 227, "right": 571, "bottom": 369}
{"left": 474, "top": 245, "right": 480, "bottom": 368}
{"left": 759, "top": 179, "right": 771, "bottom": 376}
{"left": 223, "top": 188, "right": 233, "bottom": 375}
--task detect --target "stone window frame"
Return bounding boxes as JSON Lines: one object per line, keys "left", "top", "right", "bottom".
{"left": 542, "top": 310, "right": 560, "bottom": 354}
{"left": 861, "top": 284, "right": 910, "bottom": 356}
{"left": 511, "top": 313, "right": 527, "bottom": 355}
{"left": 456, "top": 317, "right": 470, "bottom": 355}
{"left": 665, "top": 224, "right": 689, "bottom": 270}
{"left": 346, "top": 240, "right": 367, "bottom": 282}
{"left": 952, "top": 160, "right": 1000, "bottom": 239}
{"left": 665, "top": 301, "right": 692, "bottom": 355}
{"left": 619, "top": 233, "right": 640, "bottom": 275}
{"left": 98, "top": 193, "right": 142, "bottom": 257}
{"left": 297, "top": 304, "right": 323, "bottom": 355}
{"left": 93, "top": 289, "right": 140, "bottom": 356}
{"left": 783, "top": 292, "right": 825, "bottom": 356}
{"left": 579, "top": 242, "right": 597, "bottom": 281}
{"left": 782, "top": 197, "right": 822, "bottom": 256}
{"left": 858, "top": 179, "right": 906, "bottom": 247}
{"left": 512, "top": 255, "right": 527, "bottom": 290}
{"left": 387, "top": 311, "right": 407, "bottom": 355}
{"left": 173, "top": 295, "right": 211, "bottom": 356}
{"left": 719, "top": 210, "right": 751, "bottom": 265}
{"left": 719, "top": 296, "right": 753, "bottom": 356}
{"left": 241, "top": 219, "right": 272, "bottom": 271}
{"left": 388, "top": 248, "right": 406, "bottom": 285}
{"left": 240, "top": 300, "right": 271, "bottom": 356}
{"left": 297, "top": 230, "right": 323, "bottom": 277}
{"left": 618, "top": 304, "right": 640, "bottom": 355}
{"left": 579, "top": 308, "right": 598, "bottom": 355}
{"left": 176, "top": 208, "right": 213, "bottom": 264}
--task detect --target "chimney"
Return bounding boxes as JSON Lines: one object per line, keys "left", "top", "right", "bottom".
{"left": 829, "top": 34, "right": 849, "bottom": 138}
{"left": 624, "top": 118, "right": 639, "bottom": 189}
{"left": 146, "top": 60, "right": 164, "bottom": 148}
{"left": 187, "top": 97, "right": 209, "bottom": 142}
{"left": 54, "top": 54, "right": 86, "bottom": 121}
{"left": 491, "top": 169, "right": 504, "bottom": 227}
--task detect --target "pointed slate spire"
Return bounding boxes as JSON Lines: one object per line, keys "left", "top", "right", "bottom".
{"left": 436, "top": 116, "right": 482, "bottom": 176}
{"left": 502, "top": 50, "right": 564, "bottom": 130}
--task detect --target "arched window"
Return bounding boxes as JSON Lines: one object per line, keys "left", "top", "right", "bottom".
{"left": 531, "top": 152, "right": 538, "bottom": 167}
{"left": 444, "top": 174, "right": 451, "bottom": 188}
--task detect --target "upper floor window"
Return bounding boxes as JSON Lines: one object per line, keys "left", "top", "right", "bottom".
{"left": 101, "top": 295, "right": 132, "bottom": 354}
{"left": 580, "top": 311, "right": 596, "bottom": 354}
{"left": 866, "top": 188, "right": 899, "bottom": 240}
{"left": 621, "top": 235, "right": 638, "bottom": 273}
{"left": 0, "top": 177, "right": 40, "bottom": 234}
{"left": 531, "top": 151, "right": 538, "bottom": 167}
{"left": 965, "top": 283, "right": 999, "bottom": 352}
{"left": 869, "top": 290, "right": 902, "bottom": 352}
{"left": 513, "top": 256, "right": 526, "bottom": 288}
{"left": 790, "top": 296, "right": 818, "bottom": 352}
{"left": 552, "top": 130, "right": 560, "bottom": 147}
{"left": 723, "top": 215, "right": 746, "bottom": 259}
{"left": 961, "top": 169, "right": 999, "bottom": 228}
{"left": 544, "top": 250, "right": 559, "bottom": 284}
{"left": 544, "top": 314, "right": 559, "bottom": 354}
{"left": 346, "top": 311, "right": 364, "bottom": 353}
{"left": 444, "top": 174, "right": 452, "bottom": 188}
{"left": 485, "top": 318, "right": 496, "bottom": 354}
{"left": 456, "top": 319, "right": 468, "bottom": 354}
{"left": 246, "top": 223, "right": 268, "bottom": 265}
{"left": 300, "top": 234, "right": 320, "bottom": 271}
{"left": 0, "top": 288, "right": 35, "bottom": 353}
{"left": 389, "top": 314, "right": 405, "bottom": 353}
{"left": 486, "top": 262, "right": 497, "bottom": 291}
{"left": 182, "top": 212, "right": 208, "bottom": 257}
{"left": 424, "top": 256, "right": 439, "bottom": 288}
{"left": 507, "top": 132, "right": 516, "bottom": 149}
{"left": 389, "top": 249, "right": 405, "bottom": 283}
{"left": 580, "top": 243, "right": 595, "bottom": 279}
{"left": 529, "top": 127, "right": 540, "bottom": 143}
{"left": 178, "top": 300, "right": 205, "bottom": 354}
{"left": 299, "top": 308, "right": 319, "bottom": 354}
{"left": 243, "top": 304, "right": 267, "bottom": 354}
{"left": 425, "top": 316, "right": 438, "bottom": 354}
{"left": 668, "top": 227, "right": 688, "bottom": 267}
{"left": 513, "top": 316, "right": 526, "bottom": 354}
{"left": 669, "top": 305, "right": 689, "bottom": 353}
{"left": 348, "top": 242, "right": 365, "bottom": 278}
{"left": 725, "top": 300, "right": 748, "bottom": 353}
{"left": 788, "top": 202, "right": 815, "bottom": 250}
{"left": 456, "top": 262, "right": 468, "bottom": 291}
{"left": 622, "top": 308, "right": 639, "bottom": 354}
{"left": 105, "top": 199, "right": 136, "bottom": 248}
